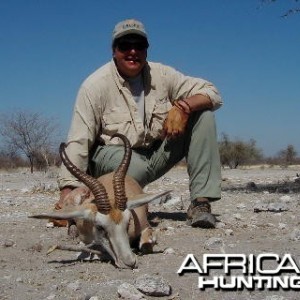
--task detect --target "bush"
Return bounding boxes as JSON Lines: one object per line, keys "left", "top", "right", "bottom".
{"left": 219, "top": 133, "right": 263, "bottom": 169}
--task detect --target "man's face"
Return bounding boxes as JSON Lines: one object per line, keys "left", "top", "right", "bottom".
{"left": 113, "top": 35, "right": 148, "bottom": 78}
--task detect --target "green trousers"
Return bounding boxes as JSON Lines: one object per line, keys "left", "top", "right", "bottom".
{"left": 90, "top": 110, "right": 221, "bottom": 201}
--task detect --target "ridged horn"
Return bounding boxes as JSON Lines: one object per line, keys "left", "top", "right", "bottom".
{"left": 59, "top": 143, "right": 111, "bottom": 214}
{"left": 110, "top": 134, "right": 132, "bottom": 211}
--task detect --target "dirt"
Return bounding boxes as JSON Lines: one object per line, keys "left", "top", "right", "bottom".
{"left": 1, "top": 166, "right": 300, "bottom": 300}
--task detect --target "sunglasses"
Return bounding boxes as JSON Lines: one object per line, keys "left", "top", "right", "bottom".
{"left": 117, "top": 41, "right": 148, "bottom": 52}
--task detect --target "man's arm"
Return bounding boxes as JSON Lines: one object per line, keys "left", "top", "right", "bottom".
{"left": 178, "top": 94, "right": 213, "bottom": 113}
{"left": 162, "top": 94, "right": 213, "bottom": 139}
{"left": 161, "top": 65, "right": 222, "bottom": 139}
{"left": 163, "top": 64, "right": 222, "bottom": 111}
{"left": 57, "top": 85, "right": 101, "bottom": 201}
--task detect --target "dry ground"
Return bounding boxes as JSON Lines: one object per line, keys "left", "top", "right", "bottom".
{"left": 1, "top": 166, "right": 300, "bottom": 300}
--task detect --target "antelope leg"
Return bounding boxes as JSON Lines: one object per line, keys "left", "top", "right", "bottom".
{"left": 47, "top": 244, "right": 102, "bottom": 256}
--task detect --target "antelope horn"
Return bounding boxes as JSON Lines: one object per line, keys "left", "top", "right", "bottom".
{"left": 110, "top": 134, "right": 131, "bottom": 211}
{"left": 59, "top": 143, "right": 111, "bottom": 214}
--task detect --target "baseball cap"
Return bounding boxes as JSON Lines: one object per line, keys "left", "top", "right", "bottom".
{"left": 112, "top": 19, "right": 148, "bottom": 42}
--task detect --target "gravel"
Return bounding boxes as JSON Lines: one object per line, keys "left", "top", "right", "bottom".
{"left": 1, "top": 165, "right": 300, "bottom": 299}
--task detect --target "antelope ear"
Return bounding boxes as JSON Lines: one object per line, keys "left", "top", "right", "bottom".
{"left": 29, "top": 209, "right": 93, "bottom": 221}
{"left": 126, "top": 190, "right": 172, "bottom": 210}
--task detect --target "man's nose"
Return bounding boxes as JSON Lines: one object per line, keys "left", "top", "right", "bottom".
{"left": 128, "top": 48, "right": 137, "bottom": 54}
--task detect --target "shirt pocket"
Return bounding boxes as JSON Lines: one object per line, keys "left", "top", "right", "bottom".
{"left": 102, "top": 111, "right": 132, "bottom": 136}
{"left": 149, "top": 99, "right": 172, "bottom": 134}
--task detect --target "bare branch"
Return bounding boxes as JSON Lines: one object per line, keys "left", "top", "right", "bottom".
{"left": 258, "top": 0, "right": 300, "bottom": 17}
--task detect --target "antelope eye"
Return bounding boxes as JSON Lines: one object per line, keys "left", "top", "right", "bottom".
{"left": 96, "top": 225, "right": 104, "bottom": 231}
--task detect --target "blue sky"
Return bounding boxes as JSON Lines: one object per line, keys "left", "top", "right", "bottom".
{"left": 0, "top": 0, "right": 299, "bottom": 156}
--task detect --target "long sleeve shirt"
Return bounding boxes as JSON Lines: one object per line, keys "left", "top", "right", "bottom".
{"left": 58, "top": 60, "right": 223, "bottom": 188}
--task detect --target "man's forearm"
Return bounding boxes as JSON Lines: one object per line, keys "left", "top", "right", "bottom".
{"left": 179, "top": 94, "right": 213, "bottom": 113}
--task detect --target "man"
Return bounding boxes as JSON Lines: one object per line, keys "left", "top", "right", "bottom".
{"left": 57, "top": 19, "right": 223, "bottom": 228}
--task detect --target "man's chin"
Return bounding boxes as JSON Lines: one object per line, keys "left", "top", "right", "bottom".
{"left": 117, "top": 60, "right": 145, "bottom": 77}
{"left": 124, "top": 67, "right": 143, "bottom": 77}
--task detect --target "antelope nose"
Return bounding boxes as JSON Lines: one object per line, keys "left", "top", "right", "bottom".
{"left": 124, "top": 254, "right": 138, "bottom": 269}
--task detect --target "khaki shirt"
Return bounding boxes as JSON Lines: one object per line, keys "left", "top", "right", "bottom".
{"left": 58, "top": 60, "right": 223, "bottom": 188}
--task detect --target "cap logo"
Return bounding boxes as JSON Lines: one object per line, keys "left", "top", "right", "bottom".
{"left": 123, "top": 23, "right": 140, "bottom": 29}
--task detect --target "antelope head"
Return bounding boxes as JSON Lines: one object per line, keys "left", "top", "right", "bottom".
{"left": 30, "top": 133, "right": 169, "bottom": 269}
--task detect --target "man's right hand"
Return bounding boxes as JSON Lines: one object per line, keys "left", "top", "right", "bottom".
{"left": 162, "top": 104, "right": 189, "bottom": 139}
{"left": 56, "top": 186, "right": 74, "bottom": 209}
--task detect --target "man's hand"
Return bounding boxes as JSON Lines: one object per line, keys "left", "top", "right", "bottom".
{"left": 49, "top": 186, "right": 74, "bottom": 227}
{"left": 162, "top": 103, "right": 189, "bottom": 139}
{"left": 56, "top": 186, "right": 74, "bottom": 209}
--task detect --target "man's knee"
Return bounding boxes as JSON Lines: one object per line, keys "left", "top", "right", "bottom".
{"left": 195, "top": 109, "right": 215, "bottom": 124}
{"left": 90, "top": 145, "right": 150, "bottom": 187}
{"left": 127, "top": 159, "right": 152, "bottom": 187}
{"left": 90, "top": 145, "right": 125, "bottom": 177}
{"left": 190, "top": 110, "right": 217, "bottom": 136}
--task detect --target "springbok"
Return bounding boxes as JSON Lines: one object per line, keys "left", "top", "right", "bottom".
{"left": 30, "top": 133, "right": 170, "bottom": 269}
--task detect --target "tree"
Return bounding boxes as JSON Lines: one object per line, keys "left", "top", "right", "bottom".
{"left": 219, "top": 133, "right": 263, "bottom": 169}
{"left": 0, "top": 146, "right": 27, "bottom": 170}
{"left": 259, "top": 0, "right": 300, "bottom": 17}
{"left": 0, "top": 111, "right": 59, "bottom": 173}
{"left": 219, "top": 133, "right": 235, "bottom": 168}
{"left": 278, "top": 144, "right": 298, "bottom": 166}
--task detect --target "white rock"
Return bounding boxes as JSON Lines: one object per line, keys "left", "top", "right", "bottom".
{"left": 67, "top": 280, "right": 81, "bottom": 291}
{"left": 279, "top": 195, "right": 292, "bottom": 202}
{"left": 224, "top": 229, "right": 234, "bottom": 236}
{"left": 162, "top": 196, "right": 183, "bottom": 210}
{"left": 118, "top": 283, "right": 145, "bottom": 300}
{"left": 278, "top": 223, "right": 287, "bottom": 230}
{"left": 236, "top": 204, "right": 246, "bottom": 210}
{"left": 46, "top": 222, "right": 54, "bottom": 228}
{"left": 163, "top": 247, "right": 176, "bottom": 255}
{"left": 215, "top": 222, "right": 225, "bottom": 229}
{"left": 265, "top": 296, "right": 285, "bottom": 300}
{"left": 268, "top": 202, "right": 289, "bottom": 212}
{"left": 134, "top": 274, "right": 171, "bottom": 296}
{"left": 204, "top": 237, "right": 223, "bottom": 250}
{"left": 233, "top": 213, "right": 242, "bottom": 220}
{"left": 290, "top": 229, "right": 300, "bottom": 241}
